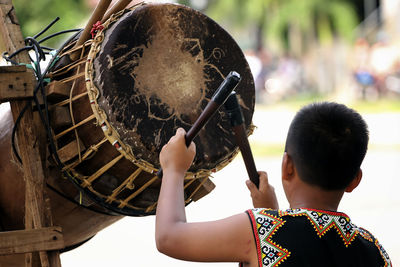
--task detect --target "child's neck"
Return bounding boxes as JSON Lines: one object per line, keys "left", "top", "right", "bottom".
{"left": 288, "top": 183, "right": 344, "bottom": 212}
{"left": 289, "top": 200, "right": 340, "bottom": 212}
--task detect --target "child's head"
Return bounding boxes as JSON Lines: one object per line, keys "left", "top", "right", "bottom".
{"left": 285, "top": 102, "right": 369, "bottom": 191}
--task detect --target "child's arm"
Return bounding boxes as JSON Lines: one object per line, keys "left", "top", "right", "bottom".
{"left": 156, "top": 128, "right": 257, "bottom": 264}
{"left": 246, "top": 171, "right": 279, "bottom": 209}
{"left": 156, "top": 127, "right": 194, "bottom": 250}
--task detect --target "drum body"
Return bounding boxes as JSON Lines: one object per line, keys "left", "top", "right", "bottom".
{"left": 0, "top": 3, "right": 254, "bottom": 263}
{"left": 46, "top": 2, "right": 255, "bottom": 216}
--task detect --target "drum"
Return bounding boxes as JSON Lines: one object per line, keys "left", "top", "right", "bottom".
{"left": 45, "top": 2, "right": 255, "bottom": 216}
{"left": 0, "top": 5, "right": 255, "bottom": 261}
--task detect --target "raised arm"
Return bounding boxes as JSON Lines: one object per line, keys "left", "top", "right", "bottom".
{"left": 156, "top": 128, "right": 257, "bottom": 265}
{"left": 156, "top": 127, "right": 194, "bottom": 244}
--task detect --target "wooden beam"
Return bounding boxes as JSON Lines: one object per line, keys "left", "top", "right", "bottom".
{"left": 50, "top": 106, "right": 72, "bottom": 129}
{"left": 0, "top": 1, "right": 62, "bottom": 266}
{"left": 0, "top": 65, "right": 34, "bottom": 101}
{"left": 0, "top": 227, "right": 64, "bottom": 256}
{"left": 45, "top": 81, "right": 71, "bottom": 102}
{"left": 57, "top": 138, "right": 85, "bottom": 163}
{"left": 0, "top": 3, "right": 35, "bottom": 85}
{"left": 35, "top": 81, "right": 71, "bottom": 105}
{"left": 0, "top": 3, "right": 25, "bottom": 54}
{"left": 0, "top": 0, "right": 46, "bottom": 229}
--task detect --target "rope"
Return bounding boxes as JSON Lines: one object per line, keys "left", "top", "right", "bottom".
{"left": 105, "top": 168, "right": 142, "bottom": 203}
{"left": 184, "top": 178, "right": 196, "bottom": 189}
{"left": 82, "top": 154, "right": 124, "bottom": 187}
{"left": 54, "top": 114, "right": 95, "bottom": 140}
{"left": 68, "top": 44, "right": 87, "bottom": 163}
{"left": 57, "top": 71, "right": 85, "bottom": 84}
{"left": 62, "top": 137, "right": 108, "bottom": 171}
{"left": 53, "top": 91, "right": 88, "bottom": 107}
{"left": 49, "top": 57, "right": 87, "bottom": 79}
{"left": 118, "top": 175, "right": 158, "bottom": 208}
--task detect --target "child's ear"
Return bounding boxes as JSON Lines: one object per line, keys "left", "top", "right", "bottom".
{"left": 345, "top": 169, "right": 362, "bottom": 193}
{"left": 282, "top": 152, "right": 295, "bottom": 182}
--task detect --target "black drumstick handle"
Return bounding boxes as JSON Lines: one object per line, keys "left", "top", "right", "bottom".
{"left": 157, "top": 71, "right": 241, "bottom": 178}
{"left": 225, "top": 92, "right": 259, "bottom": 188}
{"left": 233, "top": 124, "right": 259, "bottom": 187}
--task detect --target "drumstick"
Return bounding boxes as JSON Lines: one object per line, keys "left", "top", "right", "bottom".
{"left": 70, "top": 0, "right": 112, "bottom": 61}
{"left": 102, "top": 0, "right": 141, "bottom": 23}
{"left": 224, "top": 92, "right": 260, "bottom": 188}
{"left": 157, "top": 71, "right": 241, "bottom": 178}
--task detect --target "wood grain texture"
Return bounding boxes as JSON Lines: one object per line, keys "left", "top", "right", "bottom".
{"left": 0, "top": 1, "right": 61, "bottom": 266}
{"left": 0, "top": 227, "right": 64, "bottom": 255}
{"left": 0, "top": 65, "right": 33, "bottom": 102}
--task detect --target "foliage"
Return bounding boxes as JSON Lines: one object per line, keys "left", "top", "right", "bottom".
{"left": 202, "top": 0, "right": 359, "bottom": 54}
{"left": 11, "top": 0, "right": 359, "bottom": 53}
{"left": 12, "top": 0, "right": 90, "bottom": 48}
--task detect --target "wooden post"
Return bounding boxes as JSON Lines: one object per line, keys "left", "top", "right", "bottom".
{"left": 0, "top": 65, "right": 34, "bottom": 101}
{"left": 0, "top": 0, "right": 63, "bottom": 266}
{"left": 0, "top": 227, "right": 64, "bottom": 255}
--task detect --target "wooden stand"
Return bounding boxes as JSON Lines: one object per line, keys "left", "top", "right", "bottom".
{"left": 0, "top": 0, "right": 65, "bottom": 266}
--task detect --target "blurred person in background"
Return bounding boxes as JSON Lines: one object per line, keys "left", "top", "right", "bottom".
{"left": 352, "top": 38, "right": 375, "bottom": 99}
{"left": 369, "top": 37, "right": 399, "bottom": 97}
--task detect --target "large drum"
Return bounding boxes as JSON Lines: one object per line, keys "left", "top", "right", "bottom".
{"left": 0, "top": 2, "right": 254, "bottom": 263}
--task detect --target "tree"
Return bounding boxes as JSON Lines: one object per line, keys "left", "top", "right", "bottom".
{"left": 12, "top": 0, "right": 90, "bottom": 48}
{"left": 204, "top": 0, "right": 358, "bottom": 56}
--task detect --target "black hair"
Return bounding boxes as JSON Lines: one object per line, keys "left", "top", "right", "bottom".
{"left": 285, "top": 102, "right": 369, "bottom": 190}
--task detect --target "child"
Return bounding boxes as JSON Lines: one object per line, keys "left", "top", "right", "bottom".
{"left": 156, "top": 102, "right": 391, "bottom": 266}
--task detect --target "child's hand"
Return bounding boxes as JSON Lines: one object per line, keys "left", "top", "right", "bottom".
{"left": 159, "top": 128, "right": 196, "bottom": 176}
{"left": 246, "top": 171, "right": 279, "bottom": 209}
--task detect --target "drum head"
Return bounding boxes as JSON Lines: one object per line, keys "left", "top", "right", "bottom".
{"left": 91, "top": 3, "right": 255, "bottom": 172}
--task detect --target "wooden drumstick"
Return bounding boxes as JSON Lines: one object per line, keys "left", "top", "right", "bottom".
{"left": 70, "top": 0, "right": 112, "bottom": 61}
{"left": 102, "top": 0, "right": 142, "bottom": 23}
{"left": 157, "top": 71, "right": 241, "bottom": 178}
{"left": 224, "top": 91, "right": 260, "bottom": 188}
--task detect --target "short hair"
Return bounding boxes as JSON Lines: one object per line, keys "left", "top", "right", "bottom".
{"left": 285, "top": 102, "right": 369, "bottom": 190}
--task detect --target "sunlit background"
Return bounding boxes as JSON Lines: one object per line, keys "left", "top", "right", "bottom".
{"left": 1, "top": 0, "right": 400, "bottom": 266}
